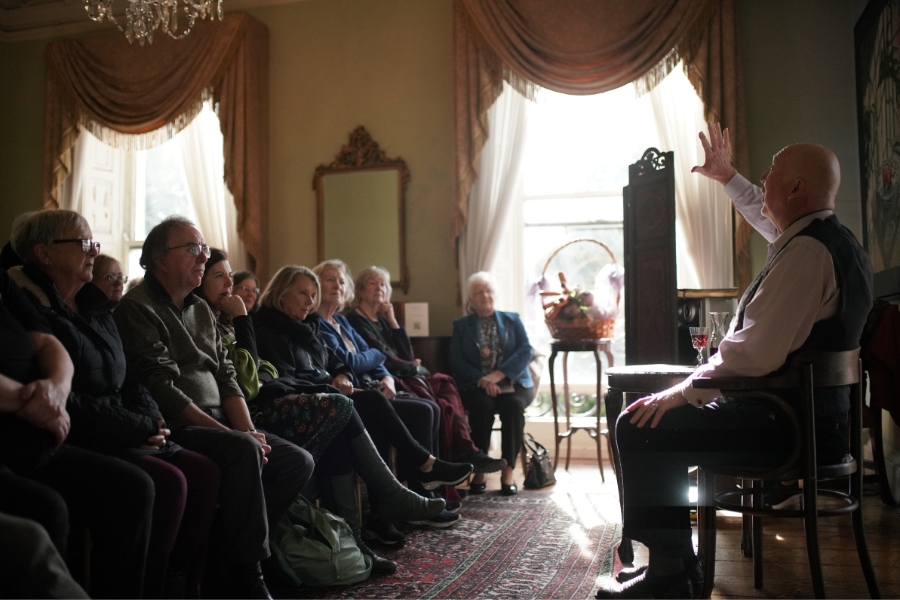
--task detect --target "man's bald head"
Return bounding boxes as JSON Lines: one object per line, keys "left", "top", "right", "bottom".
{"left": 760, "top": 143, "right": 841, "bottom": 232}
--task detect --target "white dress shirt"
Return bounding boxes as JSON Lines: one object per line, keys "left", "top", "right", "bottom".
{"left": 682, "top": 174, "right": 840, "bottom": 406}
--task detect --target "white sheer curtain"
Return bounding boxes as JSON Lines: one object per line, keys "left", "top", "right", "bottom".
{"left": 649, "top": 65, "right": 733, "bottom": 289}
{"left": 61, "top": 131, "right": 90, "bottom": 213}
{"left": 458, "top": 83, "right": 531, "bottom": 312}
{"left": 179, "top": 101, "right": 246, "bottom": 270}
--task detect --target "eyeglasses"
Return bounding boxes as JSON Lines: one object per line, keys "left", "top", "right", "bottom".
{"left": 53, "top": 239, "right": 101, "bottom": 253}
{"left": 237, "top": 285, "right": 260, "bottom": 295}
{"left": 103, "top": 274, "right": 128, "bottom": 284}
{"left": 168, "top": 242, "right": 211, "bottom": 258}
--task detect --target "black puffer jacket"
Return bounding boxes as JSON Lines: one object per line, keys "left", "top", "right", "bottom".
{"left": 10, "top": 264, "right": 174, "bottom": 456}
{"left": 253, "top": 306, "right": 354, "bottom": 385}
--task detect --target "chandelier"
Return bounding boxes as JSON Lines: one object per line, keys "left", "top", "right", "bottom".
{"left": 84, "top": 0, "right": 222, "bottom": 45}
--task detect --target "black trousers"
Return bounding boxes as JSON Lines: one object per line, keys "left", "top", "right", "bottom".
{"left": 170, "top": 427, "right": 314, "bottom": 564}
{"left": 461, "top": 384, "right": 530, "bottom": 467}
{"left": 18, "top": 444, "right": 154, "bottom": 599}
{"left": 351, "top": 390, "right": 432, "bottom": 475}
{"left": 0, "top": 464, "right": 70, "bottom": 555}
{"left": 615, "top": 399, "right": 810, "bottom": 557}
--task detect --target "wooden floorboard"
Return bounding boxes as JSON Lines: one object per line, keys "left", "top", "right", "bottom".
{"left": 540, "top": 459, "right": 900, "bottom": 599}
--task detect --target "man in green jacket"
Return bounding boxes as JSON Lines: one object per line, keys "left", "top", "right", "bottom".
{"left": 115, "top": 216, "right": 314, "bottom": 600}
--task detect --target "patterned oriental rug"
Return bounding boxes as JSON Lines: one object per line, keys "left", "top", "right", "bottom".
{"left": 273, "top": 489, "right": 621, "bottom": 599}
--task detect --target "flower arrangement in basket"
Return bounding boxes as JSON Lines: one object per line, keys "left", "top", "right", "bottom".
{"left": 540, "top": 239, "right": 623, "bottom": 341}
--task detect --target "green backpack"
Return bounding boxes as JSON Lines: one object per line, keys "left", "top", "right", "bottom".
{"left": 271, "top": 495, "right": 373, "bottom": 587}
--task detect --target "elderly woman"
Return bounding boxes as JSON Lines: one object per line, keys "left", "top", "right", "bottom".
{"left": 91, "top": 254, "right": 127, "bottom": 302}
{"left": 253, "top": 267, "right": 473, "bottom": 504}
{"left": 195, "top": 250, "right": 420, "bottom": 574}
{"left": 232, "top": 271, "right": 261, "bottom": 312}
{"left": 313, "top": 260, "right": 465, "bottom": 535}
{"left": 9, "top": 210, "right": 221, "bottom": 599}
{"left": 450, "top": 271, "right": 534, "bottom": 495}
{"left": 346, "top": 267, "right": 506, "bottom": 474}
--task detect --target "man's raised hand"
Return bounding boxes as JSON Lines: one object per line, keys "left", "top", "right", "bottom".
{"left": 691, "top": 122, "right": 737, "bottom": 185}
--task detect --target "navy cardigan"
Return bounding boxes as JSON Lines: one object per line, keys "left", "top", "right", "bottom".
{"left": 449, "top": 310, "right": 534, "bottom": 392}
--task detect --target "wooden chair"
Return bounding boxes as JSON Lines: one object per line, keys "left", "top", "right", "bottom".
{"left": 693, "top": 349, "right": 880, "bottom": 599}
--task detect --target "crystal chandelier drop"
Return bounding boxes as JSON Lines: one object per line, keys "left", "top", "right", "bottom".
{"left": 84, "top": 0, "right": 223, "bottom": 45}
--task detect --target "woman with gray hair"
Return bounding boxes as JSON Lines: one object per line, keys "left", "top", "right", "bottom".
{"left": 450, "top": 271, "right": 534, "bottom": 495}
{"left": 10, "top": 209, "right": 221, "bottom": 598}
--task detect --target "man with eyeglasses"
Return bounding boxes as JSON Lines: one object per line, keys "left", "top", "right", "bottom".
{"left": 114, "top": 216, "right": 314, "bottom": 600}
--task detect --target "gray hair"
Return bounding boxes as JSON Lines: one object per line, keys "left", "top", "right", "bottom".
{"left": 11, "top": 210, "right": 90, "bottom": 265}
{"left": 313, "top": 259, "right": 353, "bottom": 311}
{"left": 140, "top": 216, "right": 196, "bottom": 273}
{"left": 351, "top": 266, "right": 392, "bottom": 308}
{"left": 465, "top": 271, "right": 497, "bottom": 303}
{"left": 258, "top": 265, "right": 321, "bottom": 313}
{"left": 91, "top": 254, "right": 121, "bottom": 282}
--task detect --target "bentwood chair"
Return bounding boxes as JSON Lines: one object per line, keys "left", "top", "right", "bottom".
{"left": 693, "top": 349, "right": 880, "bottom": 599}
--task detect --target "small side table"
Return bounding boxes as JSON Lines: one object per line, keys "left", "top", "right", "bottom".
{"left": 548, "top": 339, "right": 614, "bottom": 481}
{"left": 605, "top": 364, "right": 694, "bottom": 563}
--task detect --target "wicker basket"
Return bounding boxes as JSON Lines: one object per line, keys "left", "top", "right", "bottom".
{"left": 542, "top": 239, "right": 619, "bottom": 341}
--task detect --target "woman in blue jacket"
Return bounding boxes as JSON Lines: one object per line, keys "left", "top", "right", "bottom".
{"left": 450, "top": 272, "right": 533, "bottom": 495}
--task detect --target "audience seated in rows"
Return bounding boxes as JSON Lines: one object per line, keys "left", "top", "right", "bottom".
{"left": 194, "top": 249, "right": 447, "bottom": 574}
{"left": 10, "top": 210, "right": 221, "bottom": 599}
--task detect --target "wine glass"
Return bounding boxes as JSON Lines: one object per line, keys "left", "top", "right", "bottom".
{"left": 708, "top": 312, "right": 731, "bottom": 356}
{"left": 689, "top": 326, "right": 710, "bottom": 367}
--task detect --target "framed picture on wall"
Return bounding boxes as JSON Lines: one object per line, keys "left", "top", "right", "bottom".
{"left": 856, "top": 0, "right": 900, "bottom": 290}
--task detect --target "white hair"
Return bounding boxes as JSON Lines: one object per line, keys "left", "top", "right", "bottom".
{"left": 465, "top": 271, "right": 497, "bottom": 302}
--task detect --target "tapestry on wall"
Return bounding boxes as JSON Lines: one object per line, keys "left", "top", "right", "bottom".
{"left": 856, "top": 0, "right": 900, "bottom": 272}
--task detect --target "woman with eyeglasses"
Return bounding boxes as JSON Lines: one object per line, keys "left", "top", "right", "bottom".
{"left": 9, "top": 210, "right": 222, "bottom": 599}
{"left": 195, "top": 250, "right": 449, "bottom": 575}
{"left": 91, "top": 254, "right": 128, "bottom": 302}
{"left": 232, "top": 271, "right": 261, "bottom": 313}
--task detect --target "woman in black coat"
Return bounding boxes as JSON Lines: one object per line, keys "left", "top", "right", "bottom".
{"left": 10, "top": 210, "right": 221, "bottom": 599}
{"left": 253, "top": 267, "right": 473, "bottom": 501}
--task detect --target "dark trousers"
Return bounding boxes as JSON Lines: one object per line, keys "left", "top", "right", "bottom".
{"left": 314, "top": 408, "right": 366, "bottom": 478}
{"left": 351, "top": 390, "right": 432, "bottom": 473}
{"left": 461, "top": 384, "right": 530, "bottom": 467}
{"left": 27, "top": 444, "right": 154, "bottom": 599}
{"left": 615, "top": 400, "right": 798, "bottom": 557}
{"left": 133, "top": 450, "right": 221, "bottom": 598}
{"left": 391, "top": 395, "right": 440, "bottom": 477}
{"left": 0, "top": 465, "right": 70, "bottom": 555}
{"left": 169, "top": 427, "right": 314, "bottom": 564}
{"left": 0, "top": 511, "right": 88, "bottom": 599}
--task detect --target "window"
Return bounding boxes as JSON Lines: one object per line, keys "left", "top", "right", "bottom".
{"left": 64, "top": 101, "right": 242, "bottom": 280}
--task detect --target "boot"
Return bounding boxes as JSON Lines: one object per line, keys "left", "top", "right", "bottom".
{"left": 350, "top": 431, "right": 445, "bottom": 524}
{"left": 320, "top": 474, "right": 398, "bottom": 576}
{"left": 225, "top": 562, "right": 272, "bottom": 600}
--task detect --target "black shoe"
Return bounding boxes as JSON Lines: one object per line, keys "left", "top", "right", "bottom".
{"left": 363, "top": 517, "right": 406, "bottom": 546}
{"left": 596, "top": 570, "right": 692, "bottom": 599}
{"left": 445, "top": 500, "right": 462, "bottom": 513}
{"left": 357, "top": 538, "right": 399, "bottom": 576}
{"left": 468, "top": 481, "right": 487, "bottom": 494}
{"left": 616, "top": 560, "right": 704, "bottom": 594}
{"left": 226, "top": 562, "right": 272, "bottom": 600}
{"left": 408, "top": 509, "right": 461, "bottom": 529}
{"left": 500, "top": 482, "right": 517, "bottom": 496}
{"left": 460, "top": 451, "right": 507, "bottom": 474}
{"left": 420, "top": 460, "right": 474, "bottom": 491}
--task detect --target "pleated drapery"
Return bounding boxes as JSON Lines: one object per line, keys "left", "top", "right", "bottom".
{"left": 454, "top": 0, "right": 753, "bottom": 290}
{"left": 42, "top": 12, "right": 269, "bottom": 278}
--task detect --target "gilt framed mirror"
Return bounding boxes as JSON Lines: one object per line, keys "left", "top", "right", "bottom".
{"left": 314, "top": 127, "right": 410, "bottom": 293}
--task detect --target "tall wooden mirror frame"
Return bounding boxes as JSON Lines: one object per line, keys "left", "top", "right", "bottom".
{"left": 314, "top": 126, "right": 411, "bottom": 294}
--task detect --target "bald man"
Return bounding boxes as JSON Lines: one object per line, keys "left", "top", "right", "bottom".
{"left": 596, "top": 124, "right": 873, "bottom": 599}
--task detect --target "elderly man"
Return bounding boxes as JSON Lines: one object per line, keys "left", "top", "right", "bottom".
{"left": 597, "top": 124, "right": 873, "bottom": 599}
{"left": 115, "top": 216, "right": 314, "bottom": 600}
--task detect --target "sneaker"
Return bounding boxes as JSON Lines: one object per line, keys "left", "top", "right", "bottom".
{"left": 419, "top": 460, "right": 473, "bottom": 491}
{"left": 459, "top": 451, "right": 507, "bottom": 474}
{"left": 445, "top": 500, "right": 462, "bottom": 513}
{"left": 408, "top": 509, "right": 461, "bottom": 529}
{"left": 363, "top": 517, "right": 406, "bottom": 546}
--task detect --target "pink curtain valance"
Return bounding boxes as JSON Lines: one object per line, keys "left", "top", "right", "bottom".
{"left": 42, "top": 12, "right": 269, "bottom": 279}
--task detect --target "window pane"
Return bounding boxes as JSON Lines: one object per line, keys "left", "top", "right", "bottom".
{"left": 141, "top": 141, "right": 195, "bottom": 237}
{"left": 524, "top": 196, "right": 623, "bottom": 225}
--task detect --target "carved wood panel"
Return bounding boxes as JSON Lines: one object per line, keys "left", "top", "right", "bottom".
{"left": 624, "top": 148, "right": 677, "bottom": 365}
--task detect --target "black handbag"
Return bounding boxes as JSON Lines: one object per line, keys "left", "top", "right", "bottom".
{"left": 523, "top": 433, "right": 556, "bottom": 489}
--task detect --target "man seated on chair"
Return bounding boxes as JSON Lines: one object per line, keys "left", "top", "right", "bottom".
{"left": 596, "top": 123, "right": 874, "bottom": 599}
